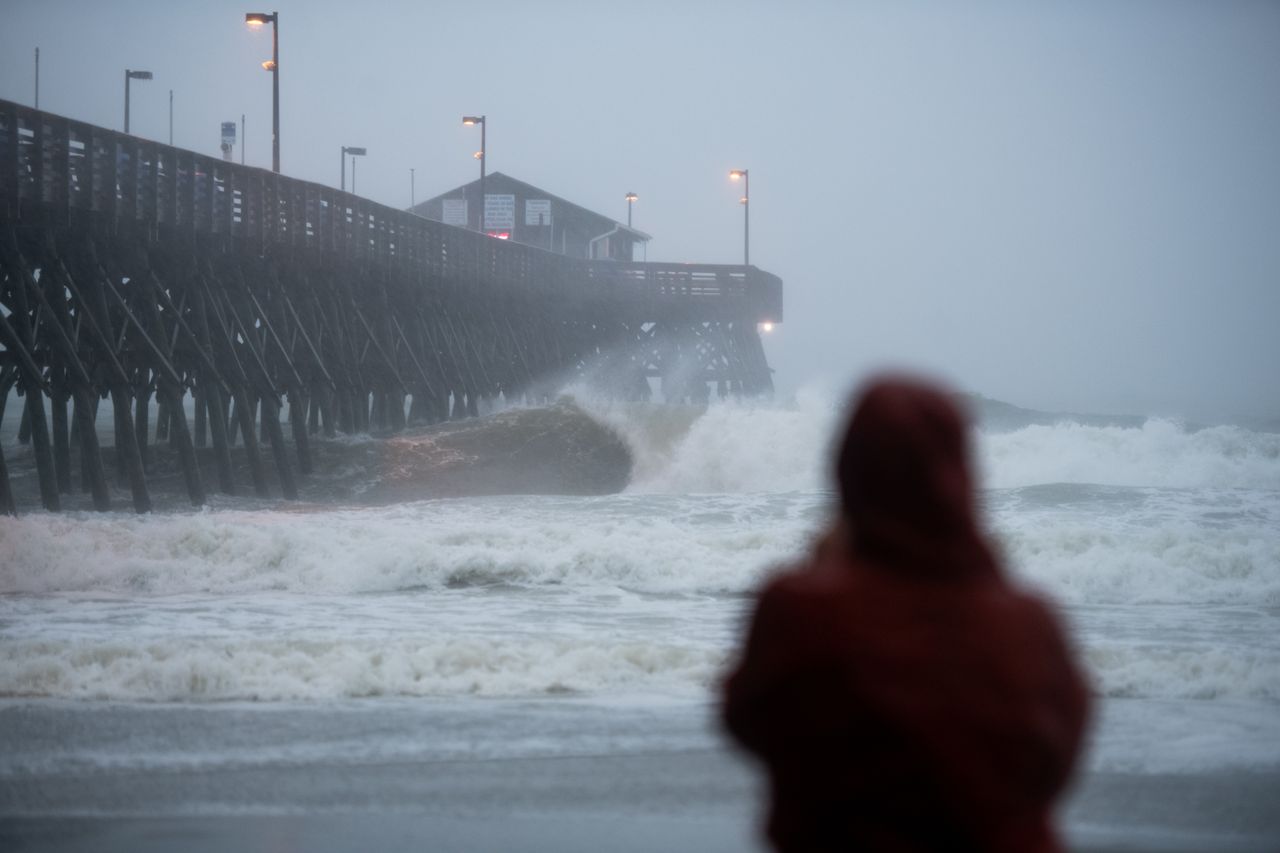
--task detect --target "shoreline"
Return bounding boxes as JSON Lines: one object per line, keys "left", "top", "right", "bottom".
{"left": 3, "top": 744, "right": 1278, "bottom": 852}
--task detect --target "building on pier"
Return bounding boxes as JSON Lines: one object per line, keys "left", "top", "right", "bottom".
{"left": 411, "top": 172, "right": 651, "bottom": 261}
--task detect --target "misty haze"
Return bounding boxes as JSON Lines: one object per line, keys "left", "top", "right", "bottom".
{"left": 1, "top": 2, "right": 1278, "bottom": 852}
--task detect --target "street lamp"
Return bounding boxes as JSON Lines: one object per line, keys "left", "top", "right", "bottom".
{"left": 625, "top": 192, "right": 638, "bottom": 228}
{"left": 729, "top": 169, "right": 749, "bottom": 267}
{"left": 463, "top": 115, "right": 486, "bottom": 231}
{"left": 340, "top": 146, "right": 366, "bottom": 193}
{"left": 123, "top": 69, "right": 152, "bottom": 134}
{"left": 245, "top": 11, "right": 279, "bottom": 172}
{"left": 410, "top": 168, "right": 416, "bottom": 209}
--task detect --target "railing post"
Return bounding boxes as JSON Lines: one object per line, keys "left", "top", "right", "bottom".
{"left": 84, "top": 126, "right": 99, "bottom": 214}
{"left": 200, "top": 155, "right": 214, "bottom": 232}
{"left": 145, "top": 141, "right": 160, "bottom": 225}
{"left": 53, "top": 118, "right": 73, "bottom": 219}
{"left": 0, "top": 103, "right": 18, "bottom": 213}
{"left": 64, "top": 121, "right": 82, "bottom": 217}
{"left": 122, "top": 134, "right": 138, "bottom": 225}
{"left": 102, "top": 128, "right": 118, "bottom": 224}
{"left": 30, "top": 111, "right": 46, "bottom": 211}
{"left": 212, "top": 162, "right": 227, "bottom": 233}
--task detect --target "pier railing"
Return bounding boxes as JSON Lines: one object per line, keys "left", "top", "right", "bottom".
{"left": 0, "top": 99, "right": 781, "bottom": 324}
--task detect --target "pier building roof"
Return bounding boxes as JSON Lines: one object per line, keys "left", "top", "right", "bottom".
{"left": 411, "top": 172, "right": 651, "bottom": 262}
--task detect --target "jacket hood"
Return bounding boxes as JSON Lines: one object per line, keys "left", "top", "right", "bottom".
{"left": 836, "top": 375, "right": 998, "bottom": 578}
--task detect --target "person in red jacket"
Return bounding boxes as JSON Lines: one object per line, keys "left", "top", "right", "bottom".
{"left": 723, "top": 376, "right": 1090, "bottom": 852}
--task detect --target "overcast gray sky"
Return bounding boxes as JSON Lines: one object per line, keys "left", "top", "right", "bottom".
{"left": 2, "top": 0, "right": 1277, "bottom": 421}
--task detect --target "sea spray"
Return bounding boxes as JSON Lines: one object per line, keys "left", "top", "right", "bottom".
{"left": 0, "top": 494, "right": 814, "bottom": 597}
{"left": 576, "top": 385, "right": 841, "bottom": 494}
{"left": 578, "top": 387, "right": 1280, "bottom": 494}
{"left": 980, "top": 419, "right": 1280, "bottom": 490}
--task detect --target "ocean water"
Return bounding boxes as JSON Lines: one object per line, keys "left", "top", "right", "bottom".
{"left": 2, "top": 392, "right": 1279, "bottom": 850}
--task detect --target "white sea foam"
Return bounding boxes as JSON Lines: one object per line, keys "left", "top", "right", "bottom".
{"left": 584, "top": 390, "right": 1280, "bottom": 494}
{"left": 1, "top": 489, "right": 1275, "bottom": 610}
{"left": 996, "top": 511, "right": 1280, "bottom": 607}
{"left": 980, "top": 419, "right": 1280, "bottom": 490}
{"left": 3, "top": 611, "right": 1276, "bottom": 704}
{"left": 0, "top": 494, "right": 814, "bottom": 597}
{"left": 582, "top": 386, "right": 839, "bottom": 495}
{"left": 1085, "top": 643, "right": 1280, "bottom": 702}
{"left": 0, "top": 634, "right": 723, "bottom": 702}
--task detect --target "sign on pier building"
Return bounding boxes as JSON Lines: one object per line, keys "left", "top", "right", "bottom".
{"left": 410, "top": 172, "right": 651, "bottom": 261}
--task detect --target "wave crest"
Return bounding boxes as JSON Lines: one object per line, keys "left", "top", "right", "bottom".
{"left": 0, "top": 635, "right": 722, "bottom": 702}
{"left": 980, "top": 419, "right": 1280, "bottom": 490}
{"left": 0, "top": 496, "right": 809, "bottom": 596}
{"left": 582, "top": 391, "right": 1280, "bottom": 494}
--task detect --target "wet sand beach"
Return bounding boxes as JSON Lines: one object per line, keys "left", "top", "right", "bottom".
{"left": 2, "top": 700, "right": 1279, "bottom": 852}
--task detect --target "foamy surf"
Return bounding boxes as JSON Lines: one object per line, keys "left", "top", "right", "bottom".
{"left": 2, "top": 488, "right": 1275, "bottom": 607}
{"left": 2, "top": 602, "right": 1274, "bottom": 703}
{"left": 0, "top": 494, "right": 813, "bottom": 597}
{"left": 0, "top": 633, "right": 725, "bottom": 702}
{"left": 1, "top": 392, "right": 1278, "bottom": 788}
{"left": 980, "top": 419, "right": 1280, "bottom": 490}
{"left": 583, "top": 390, "right": 1280, "bottom": 494}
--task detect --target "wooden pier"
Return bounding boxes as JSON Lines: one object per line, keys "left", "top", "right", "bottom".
{"left": 0, "top": 98, "right": 782, "bottom": 513}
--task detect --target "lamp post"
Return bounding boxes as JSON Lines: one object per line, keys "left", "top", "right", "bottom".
{"left": 340, "top": 146, "right": 366, "bottom": 193}
{"left": 625, "top": 192, "right": 638, "bottom": 228}
{"left": 123, "top": 69, "right": 152, "bottom": 134}
{"left": 410, "top": 168, "right": 415, "bottom": 209}
{"left": 729, "top": 169, "right": 749, "bottom": 267}
{"left": 245, "top": 11, "right": 279, "bottom": 173}
{"left": 463, "top": 115, "right": 486, "bottom": 231}
{"left": 168, "top": 89, "right": 173, "bottom": 144}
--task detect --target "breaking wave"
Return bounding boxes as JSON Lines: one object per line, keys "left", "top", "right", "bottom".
{"left": 1085, "top": 642, "right": 1280, "bottom": 703}
{"left": 992, "top": 488, "right": 1280, "bottom": 607}
{"left": 0, "top": 494, "right": 814, "bottom": 597}
{"left": 577, "top": 388, "right": 837, "bottom": 495}
{"left": 578, "top": 389, "right": 1280, "bottom": 495}
{"left": 980, "top": 419, "right": 1280, "bottom": 491}
{"left": 1, "top": 635, "right": 720, "bottom": 702}
{"left": 3, "top": 610, "right": 1276, "bottom": 704}
{"left": 3, "top": 493, "right": 1274, "bottom": 607}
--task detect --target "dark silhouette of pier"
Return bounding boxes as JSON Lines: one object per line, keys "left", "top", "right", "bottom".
{"left": 0, "top": 99, "right": 782, "bottom": 513}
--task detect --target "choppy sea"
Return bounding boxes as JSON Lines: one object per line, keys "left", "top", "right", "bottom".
{"left": 1, "top": 390, "right": 1278, "bottom": 850}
